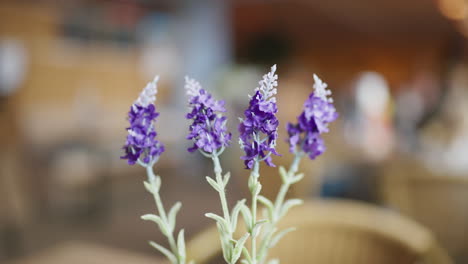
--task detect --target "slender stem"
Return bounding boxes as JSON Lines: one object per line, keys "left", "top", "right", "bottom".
{"left": 212, "top": 155, "right": 231, "bottom": 225}
{"left": 146, "top": 166, "right": 179, "bottom": 260}
{"left": 273, "top": 154, "right": 302, "bottom": 217}
{"left": 258, "top": 153, "right": 303, "bottom": 264}
{"left": 250, "top": 160, "right": 260, "bottom": 264}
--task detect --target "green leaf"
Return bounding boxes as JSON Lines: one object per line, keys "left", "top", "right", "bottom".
{"left": 153, "top": 176, "right": 161, "bottom": 192}
{"left": 248, "top": 177, "right": 262, "bottom": 195}
{"left": 143, "top": 181, "right": 153, "bottom": 193}
{"left": 279, "top": 166, "right": 288, "bottom": 184}
{"left": 149, "top": 241, "right": 177, "bottom": 263}
{"left": 252, "top": 219, "right": 268, "bottom": 237}
{"left": 270, "top": 227, "right": 296, "bottom": 247}
{"left": 258, "top": 227, "right": 277, "bottom": 262}
{"left": 206, "top": 176, "right": 221, "bottom": 192}
{"left": 205, "top": 213, "right": 230, "bottom": 233}
{"left": 290, "top": 173, "right": 304, "bottom": 184}
{"left": 223, "top": 172, "right": 231, "bottom": 186}
{"left": 231, "top": 199, "right": 246, "bottom": 230}
{"left": 241, "top": 247, "right": 252, "bottom": 264}
{"left": 268, "top": 259, "right": 280, "bottom": 264}
{"left": 255, "top": 182, "right": 262, "bottom": 196}
{"left": 258, "top": 195, "right": 274, "bottom": 221}
{"left": 240, "top": 204, "right": 252, "bottom": 230}
{"left": 231, "top": 233, "right": 249, "bottom": 264}
{"left": 216, "top": 222, "right": 232, "bottom": 262}
{"left": 279, "top": 199, "right": 303, "bottom": 218}
{"left": 177, "top": 229, "right": 186, "bottom": 263}
{"left": 168, "top": 202, "right": 182, "bottom": 232}
{"left": 141, "top": 214, "right": 169, "bottom": 237}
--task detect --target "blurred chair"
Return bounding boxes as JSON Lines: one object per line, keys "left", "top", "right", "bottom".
{"left": 187, "top": 199, "right": 451, "bottom": 264}
{"left": 380, "top": 157, "right": 468, "bottom": 262}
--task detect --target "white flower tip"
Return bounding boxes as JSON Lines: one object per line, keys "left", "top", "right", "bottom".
{"left": 255, "top": 65, "right": 278, "bottom": 101}
{"left": 271, "top": 64, "right": 277, "bottom": 73}
{"left": 313, "top": 73, "right": 333, "bottom": 102}
{"left": 153, "top": 75, "right": 160, "bottom": 83}
{"left": 184, "top": 76, "right": 202, "bottom": 97}
{"left": 135, "top": 75, "right": 159, "bottom": 107}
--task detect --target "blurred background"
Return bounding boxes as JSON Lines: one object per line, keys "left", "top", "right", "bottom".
{"left": 1, "top": 0, "right": 468, "bottom": 263}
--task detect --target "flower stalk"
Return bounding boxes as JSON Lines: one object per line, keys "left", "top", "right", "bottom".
{"left": 238, "top": 65, "right": 280, "bottom": 264}
{"left": 185, "top": 77, "right": 249, "bottom": 264}
{"left": 121, "top": 76, "right": 191, "bottom": 264}
{"left": 142, "top": 164, "right": 187, "bottom": 264}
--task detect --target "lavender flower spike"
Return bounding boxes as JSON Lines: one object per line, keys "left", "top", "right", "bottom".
{"left": 185, "top": 76, "right": 231, "bottom": 156}
{"left": 239, "top": 64, "right": 280, "bottom": 169}
{"left": 287, "top": 74, "right": 338, "bottom": 159}
{"left": 121, "top": 75, "right": 165, "bottom": 166}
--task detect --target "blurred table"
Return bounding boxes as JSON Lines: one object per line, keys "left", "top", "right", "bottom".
{"left": 7, "top": 241, "right": 164, "bottom": 264}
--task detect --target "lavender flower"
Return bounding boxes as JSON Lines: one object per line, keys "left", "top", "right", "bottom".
{"left": 239, "top": 65, "right": 280, "bottom": 169}
{"left": 287, "top": 74, "right": 338, "bottom": 159}
{"left": 121, "top": 76, "right": 165, "bottom": 165}
{"left": 185, "top": 77, "right": 231, "bottom": 155}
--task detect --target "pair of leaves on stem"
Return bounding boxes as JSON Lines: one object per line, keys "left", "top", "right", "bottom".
{"left": 206, "top": 172, "right": 250, "bottom": 264}
{"left": 279, "top": 166, "right": 304, "bottom": 185}
{"left": 142, "top": 201, "right": 181, "bottom": 237}
{"left": 142, "top": 177, "right": 188, "bottom": 264}
{"left": 205, "top": 172, "right": 230, "bottom": 193}
{"left": 149, "top": 229, "right": 187, "bottom": 264}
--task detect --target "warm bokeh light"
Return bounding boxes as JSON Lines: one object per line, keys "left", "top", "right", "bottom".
{"left": 457, "top": 18, "right": 468, "bottom": 37}
{"left": 437, "top": 0, "right": 468, "bottom": 20}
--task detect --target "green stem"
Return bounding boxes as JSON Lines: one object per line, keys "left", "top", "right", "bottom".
{"left": 146, "top": 166, "right": 179, "bottom": 262}
{"left": 212, "top": 155, "right": 231, "bottom": 228}
{"left": 250, "top": 160, "right": 260, "bottom": 264}
{"left": 258, "top": 154, "right": 303, "bottom": 264}
{"left": 273, "top": 155, "right": 301, "bottom": 217}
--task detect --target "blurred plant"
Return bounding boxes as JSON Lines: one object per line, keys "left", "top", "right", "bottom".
{"left": 121, "top": 68, "right": 337, "bottom": 264}
{"left": 121, "top": 76, "right": 192, "bottom": 264}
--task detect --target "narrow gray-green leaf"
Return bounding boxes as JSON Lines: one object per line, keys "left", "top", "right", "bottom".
{"left": 270, "top": 227, "right": 296, "bottom": 247}
{"left": 255, "top": 182, "right": 262, "bottom": 196}
{"left": 223, "top": 172, "right": 231, "bottom": 186}
{"left": 258, "top": 195, "right": 274, "bottom": 220}
{"left": 252, "top": 219, "right": 268, "bottom": 237}
{"left": 149, "top": 241, "right": 177, "bottom": 263}
{"left": 241, "top": 247, "right": 252, "bottom": 264}
{"left": 143, "top": 181, "right": 153, "bottom": 193}
{"left": 290, "top": 173, "right": 304, "bottom": 184}
{"left": 177, "top": 229, "right": 186, "bottom": 263}
{"left": 231, "top": 233, "right": 249, "bottom": 264}
{"left": 279, "top": 199, "right": 303, "bottom": 218}
{"left": 206, "top": 176, "right": 221, "bottom": 192}
{"left": 231, "top": 199, "right": 246, "bottom": 230}
{"left": 168, "top": 202, "right": 182, "bottom": 232}
{"left": 153, "top": 176, "right": 161, "bottom": 192}
{"left": 240, "top": 204, "right": 252, "bottom": 230}
{"left": 268, "top": 259, "right": 280, "bottom": 264}
{"left": 205, "top": 213, "right": 230, "bottom": 233}
{"left": 216, "top": 222, "right": 232, "bottom": 262}
{"left": 258, "top": 227, "right": 277, "bottom": 261}
{"left": 279, "top": 166, "right": 288, "bottom": 184}
{"left": 141, "top": 214, "right": 169, "bottom": 237}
